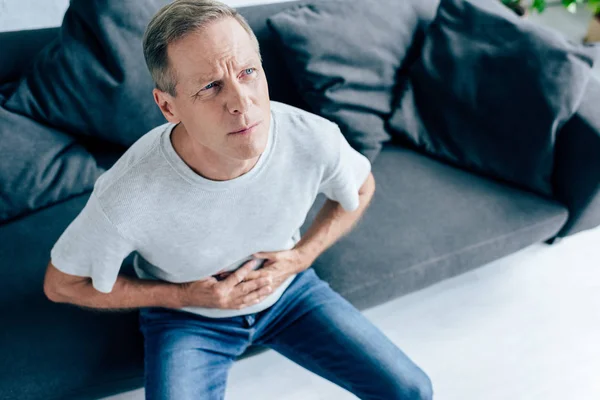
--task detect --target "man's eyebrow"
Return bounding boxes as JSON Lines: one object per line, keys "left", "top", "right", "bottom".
{"left": 195, "top": 73, "right": 217, "bottom": 84}
{"left": 193, "top": 61, "right": 259, "bottom": 86}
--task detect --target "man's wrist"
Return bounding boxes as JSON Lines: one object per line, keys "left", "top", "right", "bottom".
{"left": 174, "top": 283, "right": 189, "bottom": 308}
{"left": 293, "top": 246, "right": 317, "bottom": 272}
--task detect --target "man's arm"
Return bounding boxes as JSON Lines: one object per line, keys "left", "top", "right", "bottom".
{"left": 293, "top": 172, "right": 376, "bottom": 268}
{"left": 44, "top": 259, "right": 273, "bottom": 312}
{"left": 44, "top": 261, "right": 184, "bottom": 311}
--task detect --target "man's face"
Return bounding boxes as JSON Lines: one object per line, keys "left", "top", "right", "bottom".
{"left": 157, "top": 17, "right": 270, "bottom": 161}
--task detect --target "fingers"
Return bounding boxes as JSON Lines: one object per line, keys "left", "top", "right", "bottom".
{"left": 231, "top": 273, "right": 273, "bottom": 309}
{"left": 243, "top": 269, "right": 267, "bottom": 281}
{"left": 209, "top": 258, "right": 275, "bottom": 309}
{"left": 235, "top": 285, "right": 273, "bottom": 309}
{"left": 221, "top": 259, "right": 258, "bottom": 289}
{"left": 233, "top": 277, "right": 272, "bottom": 299}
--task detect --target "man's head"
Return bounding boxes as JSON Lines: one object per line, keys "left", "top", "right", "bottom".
{"left": 143, "top": 0, "right": 270, "bottom": 163}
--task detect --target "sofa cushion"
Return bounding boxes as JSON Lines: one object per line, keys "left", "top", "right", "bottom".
{"left": 0, "top": 28, "right": 62, "bottom": 85}
{"left": 552, "top": 77, "right": 600, "bottom": 237}
{"left": 4, "top": 0, "right": 170, "bottom": 147}
{"left": 301, "top": 145, "right": 568, "bottom": 310}
{"left": 267, "top": 0, "right": 421, "bottom": 162}
{"left": 0, "top": 107, "right": 101, "bottom": 223}
{"left": 0, "top": 192, "right": 144, "bottom": 399}
{"left": 387, "top": 0, "right": 596, "bottom": 197}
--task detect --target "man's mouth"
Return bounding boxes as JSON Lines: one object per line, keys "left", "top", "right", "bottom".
{"left": 229, "top": 121, "right": 261, "bottom": 135}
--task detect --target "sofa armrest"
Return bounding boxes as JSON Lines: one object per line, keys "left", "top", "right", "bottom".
{"left": 552, "top": 78, "right": 600, "bottom": 237}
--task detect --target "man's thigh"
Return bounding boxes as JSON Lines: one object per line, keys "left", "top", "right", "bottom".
{"left": 139, "top": 307, "right": 249, "bottom": 400}
{"left": 254, "top": 276, "right": 433, "bottom": 400}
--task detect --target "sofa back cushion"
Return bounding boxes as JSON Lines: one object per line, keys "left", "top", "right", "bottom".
{"left": 266, "top": 0, "right": 422, "bottom": 162}
{"left": 4, "top": 0, "right": 172, "bottom": 146}
{"left": 387, "top": 0, "right": 596, "bottom": 197}
{"left": 0, "top": 107, "right": 100, "bottom": 223}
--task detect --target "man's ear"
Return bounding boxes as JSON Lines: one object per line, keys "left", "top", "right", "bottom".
{"left": 153, "top": 88, "right": 180, "bottom": 124}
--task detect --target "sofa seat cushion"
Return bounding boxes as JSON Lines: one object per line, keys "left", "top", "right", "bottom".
{"left": 0, "top": 193, "right": 143, "bottom": 400}
{"left": 301, "top": 145, "right": 569, "bottom": 310}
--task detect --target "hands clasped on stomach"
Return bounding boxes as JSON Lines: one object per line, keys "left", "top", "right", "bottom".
{"left": 178, "top": 259, "right": 273, "bottom": 310}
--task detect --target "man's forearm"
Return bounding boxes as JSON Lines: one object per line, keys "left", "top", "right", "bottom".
{"left": 294, "top": 173, "right": 376, "bottom": 269}
{"left": 47, "top": 273, "right": 184, "bottom": 311}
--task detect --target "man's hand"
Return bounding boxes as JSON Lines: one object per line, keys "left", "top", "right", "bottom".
{"left": 179, "top": 259, "right": 274, "bottom": 310}
{"left": 242, "top": 249, "right": 312, "bottom": 292}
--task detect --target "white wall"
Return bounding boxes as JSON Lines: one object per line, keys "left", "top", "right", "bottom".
{"left": 0, "top": 0, "right": 69, "bottom": 32}
{"left": 0, "top": 0, "right": 290, "bottom": 32}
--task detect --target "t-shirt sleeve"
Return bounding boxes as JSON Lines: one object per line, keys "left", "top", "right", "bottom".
{"left": 50, "top": 191, "right": 135, "bottom": 293}
{"left": 318, "top": 125, "right": 372, "bottom": 212}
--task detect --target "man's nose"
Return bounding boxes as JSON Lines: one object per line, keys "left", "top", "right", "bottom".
{"left": 226, "top": 83, "right": 251, "bottom": 115}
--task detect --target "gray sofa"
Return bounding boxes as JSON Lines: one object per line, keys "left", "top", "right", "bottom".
{"left": 1, "top": 1, "right": 599, "bottom": 399}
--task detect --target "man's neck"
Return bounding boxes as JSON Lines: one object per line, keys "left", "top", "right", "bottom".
{"left": 171, "top": 123, "right": 259, "bottom": 182}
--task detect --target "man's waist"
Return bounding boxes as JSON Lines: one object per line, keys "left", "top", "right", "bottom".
{"left": 172, "top": 273, "right": 297, "bottom": 318}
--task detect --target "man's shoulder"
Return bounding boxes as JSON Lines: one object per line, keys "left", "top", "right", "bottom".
{"left": 93, "top": 123, "right": 171, "bottom": 204}
{"left": 270, "top": 101, "right": 341, "bottom": 151}
{"left": 270, "top": 101, "right": 337, "bottom": 131}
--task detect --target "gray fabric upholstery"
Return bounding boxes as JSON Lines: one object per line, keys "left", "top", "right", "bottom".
{"left": 0, "top": 107, "right": 101, "bottom": 223}
{"left": 4, "top": 0, "right": 171, "bottom": 147}
{"left": 1, "top": 0, "right": 174, "bottom": 222}
{"left": 552, "top": 77, "right": 600, "bottom": 237}
{"left": 0, "top": 193, "right": 144, "bottom": 400}
{"left": 0, "top": 28, "right": 60, "bottom": 84}
{"left": 0, "top": 17, "right": 103, "bottom": 225}
{"left": 388, "top": 0, "right": 596, "bottom": 197}
{"left": 301, "top": 145, "right": 568, "bottom": 309}
{"left": 267, "top": 0, "right": 421, "bottom": 161}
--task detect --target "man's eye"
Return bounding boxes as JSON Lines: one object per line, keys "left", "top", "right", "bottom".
{"left": 244, "top": 68, "right": 255, "bottom": 75}
{"left": 202, "top": 82, "right": 216, "bottom": 91}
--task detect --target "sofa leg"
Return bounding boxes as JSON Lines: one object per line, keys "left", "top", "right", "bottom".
{"left": 545, "top": 236, "right": 562, "bottom": 245}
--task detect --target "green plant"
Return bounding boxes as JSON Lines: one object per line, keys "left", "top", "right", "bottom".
{"left": 502, "top": 0, "right": 600, "bottom": 15}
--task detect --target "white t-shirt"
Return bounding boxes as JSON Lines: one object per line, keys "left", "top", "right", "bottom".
{"left": 50, "top": 101, "right": 372, "bottom": 318}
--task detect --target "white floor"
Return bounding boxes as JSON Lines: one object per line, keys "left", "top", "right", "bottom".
{"left": 104, "top": 226, "right": 600, "bottom": 400}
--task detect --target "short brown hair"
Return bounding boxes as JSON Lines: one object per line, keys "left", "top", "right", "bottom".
{"left": 142, "top": 0, "right": 260, "bottom": 96}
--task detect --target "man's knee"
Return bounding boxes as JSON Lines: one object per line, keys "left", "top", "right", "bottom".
{"left": 408, "top": 372, "right": 434, "bottom": 400}
{"left": 384, "top": 367, "right": 434, "bottom": 400}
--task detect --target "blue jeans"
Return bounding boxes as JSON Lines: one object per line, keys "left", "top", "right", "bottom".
{"left": 139, "top": 268, "right": 433, "bottom": 400}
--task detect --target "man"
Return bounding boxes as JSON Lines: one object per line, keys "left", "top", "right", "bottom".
{"left": 43, "top": 1, "right": 433, "bottom": 398}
